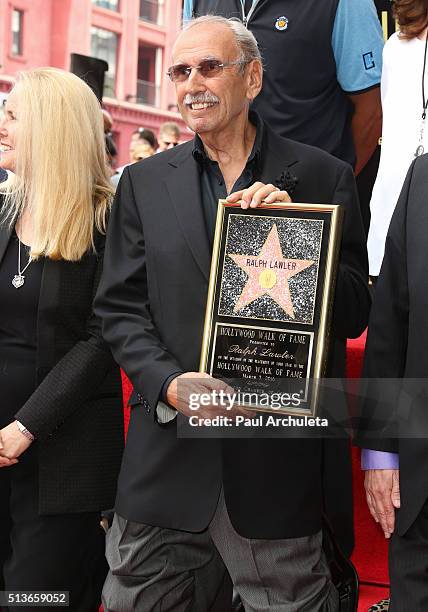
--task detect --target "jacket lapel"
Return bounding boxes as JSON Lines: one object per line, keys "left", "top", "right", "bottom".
{"left": 36, "top": 257, "right": 60, "bottom": 375}
{"left": 162, "top": 122, "right": 300, "bottom": 281}
{"left": 257, "top": 123, "right": 300, "bottom": 187}
{"left": 164, "top": 143, "right": 212, "bottom": 281}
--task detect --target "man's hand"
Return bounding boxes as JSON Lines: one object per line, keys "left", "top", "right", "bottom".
{"left": 0, "top": 421, "right": 32, "bottom": 465}
{"left": 166, "top": 372, "right": 251, "bottom": 419}
{"left": 364, "top": 469, "right": 400, "bottom": 539}
{"left": 226, "top": 182, "right": 292, "bottom": 209}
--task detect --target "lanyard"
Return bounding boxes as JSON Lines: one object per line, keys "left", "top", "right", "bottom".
{"left": 414, "top": 29, "right": 428, "bottom": 158}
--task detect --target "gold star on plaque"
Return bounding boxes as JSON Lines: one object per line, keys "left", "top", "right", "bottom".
{"left": 228, "top": 224, "right": 315, "bottom": 318}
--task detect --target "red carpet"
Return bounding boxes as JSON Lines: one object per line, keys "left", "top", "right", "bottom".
{"left": 118, "top": 332, "right": 390, "bottom": 609}
{"left": 120, "top": 370, "right": 132, "bottom": 430}
{"left": 358, "top": 585, "right": 389, "bottom": 611}
{"left": 351, "top": 445, "right": 389, "bottom": 586}
{"left": 347, "top": 332, "right": 390, "bottom": 610}
{"left": 346, "top": 332, "right": 389, "bottom": 588}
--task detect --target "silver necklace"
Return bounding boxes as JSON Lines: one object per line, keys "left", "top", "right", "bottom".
{"left": 415, "top": 30, "right": 428, "bottom": 157}
{"left": 12, "top": 237, "right": 32, "bottom": 289}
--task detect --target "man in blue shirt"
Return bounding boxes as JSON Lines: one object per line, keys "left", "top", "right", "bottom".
{"left": 184, "top": 0, "right": 384, "bottom": 176}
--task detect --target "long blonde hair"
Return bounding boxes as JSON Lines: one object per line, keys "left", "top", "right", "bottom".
{"left": 0, "top": 67, "right": 113, "bottom": 260}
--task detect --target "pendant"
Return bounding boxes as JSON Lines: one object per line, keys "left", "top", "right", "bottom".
{"left": 415, "top": 144, "right": 425, "bottom": 158}
{"left": 12, "top": 274, "right": 25, "bottom": 288}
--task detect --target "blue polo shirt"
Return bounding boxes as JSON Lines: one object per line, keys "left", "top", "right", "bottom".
{"left": 183, "top": 0, "right": 383, "bottom": 94}
{"left": 182, "top": 0, "right": 383, "bottom": 166}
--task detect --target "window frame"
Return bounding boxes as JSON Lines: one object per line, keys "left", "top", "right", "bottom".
{"left": 11, "top": 7, "right": 24, "bottom": 57}
{"left": 90, "top": 26, "right": 120, "bottom": 98}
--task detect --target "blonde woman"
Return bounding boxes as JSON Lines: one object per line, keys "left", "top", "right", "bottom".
{"left": 0, "top": 68, "right": 123, "bottom": 610}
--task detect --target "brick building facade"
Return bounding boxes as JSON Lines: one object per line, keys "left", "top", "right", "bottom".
{"left": 0, "top": 0, "right": 190, "bottom": 166}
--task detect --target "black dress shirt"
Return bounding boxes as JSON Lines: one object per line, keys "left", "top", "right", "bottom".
{"left": 192, "top": 111, "right": 264, "bottom": 243}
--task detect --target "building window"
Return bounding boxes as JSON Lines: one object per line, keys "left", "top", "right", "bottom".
{"left": 136, "top": 43, "right": 162, "bottom": 107}
{"left": 140, "top": 0, "right": 164, "bottom": 25}
{"left": 11, "top": 9, "right": 23, "bottom": 56}
{"left": 90, "top": 27, "right": 118, "bottom": 97}
{"left": 91, "top": 0, "right": 119, "bottom": 10}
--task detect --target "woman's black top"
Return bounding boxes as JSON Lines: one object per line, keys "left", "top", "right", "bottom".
{"left": 0, "top": 231, "right": 44, "bottom": 427}
{"left": 0, "top": 215, "right": 123, "bottom": 514}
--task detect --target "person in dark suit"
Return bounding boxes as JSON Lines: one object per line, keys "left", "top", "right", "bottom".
{"left": 356, "top": 153, "right": 428, "bottom": 611}
{"left": 0, "top": 68, "right": 124, "bottom": 611}
{"left": 95, "top": 16, "right": 369, "bottom": 611}
{"left": 185, "top": 1, "right": 383, "bottom": 556}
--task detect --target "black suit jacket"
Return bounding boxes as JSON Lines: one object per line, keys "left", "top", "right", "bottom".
{"left": 356, "top": 154, "right": 428, "bottom": 536}
{"left": 0, "top": 212, "right": 124, "bottom": 514}
{"left": 95, "top": 120, "right": 370, "bottom": 539}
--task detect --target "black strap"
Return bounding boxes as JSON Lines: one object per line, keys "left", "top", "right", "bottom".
{"left": 422, "top": 28, "right": 428, "bottom": 120}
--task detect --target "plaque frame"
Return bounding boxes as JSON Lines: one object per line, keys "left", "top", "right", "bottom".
{"left": 199, "top": 201, "right": 344, "bottom": 416}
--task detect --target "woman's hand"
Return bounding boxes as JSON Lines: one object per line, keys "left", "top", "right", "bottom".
{"left": 226, "top": 182, "right": 292, "bottom": 209}
{"left": 0, "top": 437, "right": 18, "bottom": 466}
{"left": 0, "top": 429, "right": 19, "bottom": 467}
{"left": 0, "top": 421, "right": 32, "bottom": 464}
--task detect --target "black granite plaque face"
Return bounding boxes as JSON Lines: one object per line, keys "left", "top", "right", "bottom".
{"left": 211, "top": 323, "right": 313, "bottom": 409}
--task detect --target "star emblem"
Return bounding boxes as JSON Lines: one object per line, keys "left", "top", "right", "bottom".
{"left": 228, "top": 224, "right": 315, "bottom": 318}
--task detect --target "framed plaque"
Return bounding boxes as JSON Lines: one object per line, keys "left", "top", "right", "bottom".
{"left": 199, "top": 201, "right": 343, "bottom": 416}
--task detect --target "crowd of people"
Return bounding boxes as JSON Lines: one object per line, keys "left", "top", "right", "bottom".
{"left": 111, "top": 122, "right": 182, "bottom": 187}
{"left": 0, "top": 0, "right": 428, "bottom": 611}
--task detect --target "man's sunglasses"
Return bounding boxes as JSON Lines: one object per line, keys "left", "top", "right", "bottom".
{"left": 166, "top": 58, "right": 247, "bottom": 83}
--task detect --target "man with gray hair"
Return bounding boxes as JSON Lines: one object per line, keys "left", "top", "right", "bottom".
{"left": 96, "top": 15, "right": 369, "bottom": 611}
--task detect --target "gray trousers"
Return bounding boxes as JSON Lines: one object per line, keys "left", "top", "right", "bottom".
{"left": 102, "top": 490, "right": 339, "bottom": 612}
